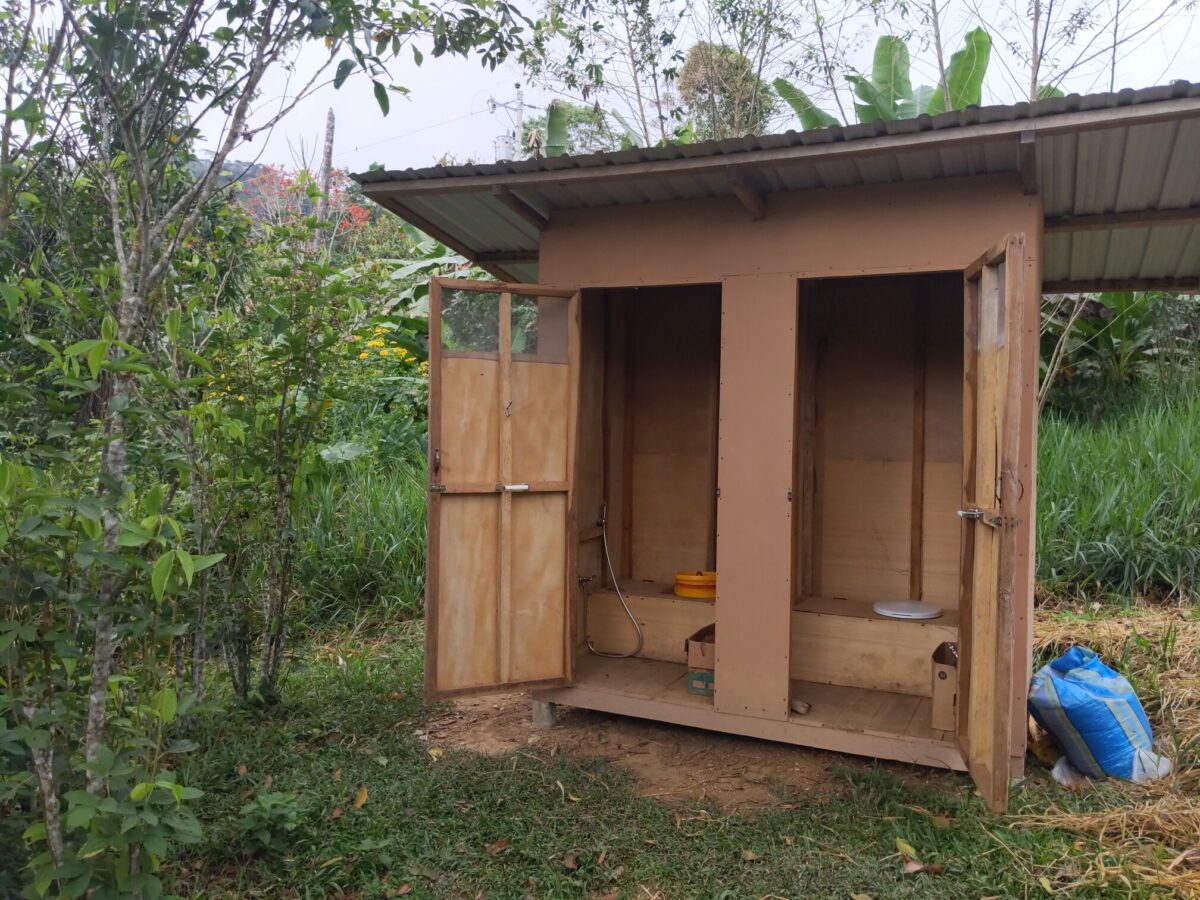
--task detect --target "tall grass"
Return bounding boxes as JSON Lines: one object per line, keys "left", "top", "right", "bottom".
{"left": 1037, "top": 379, "right": 1200, "bottom": 601}
{"left": 295, "top": 458, "right": 427, "bottom": 622}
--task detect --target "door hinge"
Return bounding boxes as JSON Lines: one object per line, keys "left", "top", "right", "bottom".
{"left": 957, "top": 506, "right": 1003, "bottom": 528}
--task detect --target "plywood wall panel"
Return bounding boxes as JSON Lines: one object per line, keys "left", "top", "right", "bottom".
{"left": 714, "top": 273, "right": 797, "bottom": 720}
{"left": 626, "top": 286, "right": 720, "bottom": 582}
{"left": 819, "top": 459, "right": 911, "bottom": 600}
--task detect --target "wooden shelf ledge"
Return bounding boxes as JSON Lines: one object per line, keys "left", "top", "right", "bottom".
{"left": 795, "top": 594, "right": 959, "bottom": 628}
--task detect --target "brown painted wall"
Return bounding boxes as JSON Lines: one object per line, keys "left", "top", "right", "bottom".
{"left": 543, "top": 173, "right": 1042, "bottom": 755}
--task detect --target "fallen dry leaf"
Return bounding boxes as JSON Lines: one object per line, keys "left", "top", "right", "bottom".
{"left": 264, "top": 774, "right": 273, "bottom": 789}
{"left": 562, "top": 853, "right": 578, "bottom": 870}
{"left": 1038, "top": 875, "right": 1054, "bottom": 894}
{"left": 741, "top": 850, "right": 760, "bottom": 862}
{"left": 485, "top": 839, "right": 511, "bottom": 856}
{"left": 235, "top": 763, "right": 248, "bottom": 776}
{"left": 850, "top": 894, "right": 874, "bottom": 900}
{"left": 597, "top": 850, "right": 608, "bottom": 868}
{"left": 389, "top": 691, "right": 405, "bottom": 700}
{"left": 331, "top": 807, "right": 343, "bottom": 819}
{"left": 354, "top": 787, "right": 368, "bottom": 809}
{"left": 394, "top": 885, "right": 412, "bottom": 897}
{"left": 895, "top": 838, "right": 919, "bottom": 858}
{"left": 428, "top": 747, "right": 443, "bottom": 762}
{"left": 784, "top": 836, "right": 794, "bottom": 846}
{"left": 333, "top": 768, "right": 342, "bottom": 783}
{"left": 902, "top": 859, "right": 944, "bottom": 876}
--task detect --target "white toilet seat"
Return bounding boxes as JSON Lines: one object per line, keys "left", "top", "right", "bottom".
{"left": 872, "top": 599, "right": 943, "bottom": 620}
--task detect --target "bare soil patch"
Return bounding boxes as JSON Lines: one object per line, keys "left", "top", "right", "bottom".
{"left": 418, "top": 691, "right": 958, "bottom": 812}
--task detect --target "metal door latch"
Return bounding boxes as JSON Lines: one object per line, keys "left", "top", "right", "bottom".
{"left": 429, "top": 484, "right": 446, "bottom": 493}
{"left": 497, "top": 482, "right": 530, "bottom": 492}
{"left": 957, "top": 506, "right": 1003, "bottom": 527}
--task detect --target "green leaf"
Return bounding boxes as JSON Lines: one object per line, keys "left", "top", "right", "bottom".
{"left": 151, "top": 688, "right": 177, "bottom": 724}
{"left": 545, "top": 101, "right": 569, "bottom": 157}
{"left": 927, "top": 27, "right": 992, "bottom": 113}
{"left": 87, "top": 342, "right": 107, "bottom": 379}
{"left": 847, "top": 74, "right": 898, "bottom": 123}
{"left": 191, "top": 552, "right": 226, "bottom": 573}
{"left": 1, "top": 282, "right": 22, "bottom": 318}
{"left": 165, "top": 309, "right": 181, "bottom": 343}
{"left": 1036, "top": 83, "right": 1065, "bottom": 99}
{"left": 64, "top": 338, "right": 104, "bottom": 356}
{"left": 870, "top": 36, "right": 912, "bottom": 115}
{"left": 130, "top": 782, "right": 154, "bottom": 803}
{"left": 319, "top": 441, "right": 366, "bottom": 463}
{"left": 333, "top": 59, "right": 354, "bottom": 89}
{"left": 77, "top": 837, "right": 108, "bottom": 860}
{"left": 773, "top": 79, "right": 840, "bottom": 130}
{"left": 151, "top": 551, "right": 174, "bottom": 602}
{"left": 373, "top": 81, "right": 390, "bottom": 116}
{"left": 65, "top": 804, "right": 97, "bottom": 829}
{"left": 176, "top": 548, "right": 194, "bottom": 585}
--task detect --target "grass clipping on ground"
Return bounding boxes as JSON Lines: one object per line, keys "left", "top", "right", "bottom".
{"left": 1022, "top": 604, "right": 1200, "bottom": 893}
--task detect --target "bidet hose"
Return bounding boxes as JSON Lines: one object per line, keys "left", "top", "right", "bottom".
{"left": 586, "top": 505, "right": 644, "bottom": 659}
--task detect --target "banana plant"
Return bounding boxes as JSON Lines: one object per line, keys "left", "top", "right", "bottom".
{"left": 776, "top": 28, "right": 993, "bottom": 130}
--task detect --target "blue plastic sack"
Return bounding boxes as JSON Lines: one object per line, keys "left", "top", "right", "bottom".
{"left": 1028, "top": 646, "right": 1154, "bottom": 780}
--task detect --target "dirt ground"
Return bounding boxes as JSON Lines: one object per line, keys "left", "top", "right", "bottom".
{"left": 416, "top": 691, "right": 960, "bottom": 812}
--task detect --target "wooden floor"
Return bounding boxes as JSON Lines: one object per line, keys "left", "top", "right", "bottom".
{"left": 535, "top": 655, "right": 966, "bottom": 772}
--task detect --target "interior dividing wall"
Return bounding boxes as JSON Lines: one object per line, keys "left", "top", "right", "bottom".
{"left": 797, "top": 273, "right": 963, "bottom": 607}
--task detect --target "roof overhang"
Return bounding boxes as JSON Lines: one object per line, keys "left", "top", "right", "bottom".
{"left": 355, "top": 82, "right": 1200, "bottom": 292}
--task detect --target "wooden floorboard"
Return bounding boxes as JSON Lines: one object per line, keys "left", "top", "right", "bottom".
{"left": 536, "top": 656, "right": 966, "bottom": 772}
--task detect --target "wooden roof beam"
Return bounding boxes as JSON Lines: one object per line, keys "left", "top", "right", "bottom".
{"left": 491, "top": 185, "right": 549, "bottom": 231}
{"left": 1043, "top": 276, "right": 1200, "bottom": 294}
{"left": 1019, "top": 131, "right": 1038, "bottom": 195}
{"left": 475, "top": 250, "right": 539, "bottom": 263}
{"left": 726, "top": 166, "right": 766, "bottom": 220}
{"left": 1045, "top": 205, "right": 1200, "bottom": 233}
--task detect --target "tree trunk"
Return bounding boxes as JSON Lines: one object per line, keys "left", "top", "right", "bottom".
{"left": 313, "top": 108, "right": 335, "bottom": 254}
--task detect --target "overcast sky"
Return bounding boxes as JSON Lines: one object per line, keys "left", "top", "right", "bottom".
{"left": 210, "top": 0, "right": 1200, "bottom": 176}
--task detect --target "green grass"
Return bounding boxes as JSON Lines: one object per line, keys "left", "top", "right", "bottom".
{"left": 168, "top": 625, "right": 1145, "bottom": 899}
{"left": 1037, "top": 380, "right": 1200, "bottom": 601}
{"left": 294, "top": 459, "right": 427, "bottom": 623}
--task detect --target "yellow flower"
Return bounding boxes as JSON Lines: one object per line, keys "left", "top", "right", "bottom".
{"left": 396, "top": 347, "right": 409, "bottom": 358}
{"left": 367, "top": 339, "right": 384, "bottom": 348}
{"left": 379, "top": 349, "right": 389, "bottom": 356}
{"left": 359, "top": 351, "right": 369, "bottom": 359}
{"left": 237, "top": 394, "right": 246, "bottom": 401}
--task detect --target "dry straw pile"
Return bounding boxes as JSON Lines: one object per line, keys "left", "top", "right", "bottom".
{"left": 1023, "top": 605, "right": 1200, "bottom": 894}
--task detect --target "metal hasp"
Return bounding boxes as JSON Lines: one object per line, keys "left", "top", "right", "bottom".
{"left": 498, "top": 482, "right": 530, "bottom": 492}
{"left": 957, "top": 506, "right": 1002, "bottom": 528}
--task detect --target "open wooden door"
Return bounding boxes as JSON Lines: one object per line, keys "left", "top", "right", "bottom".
{"left": 958, "top": 235, "right": 1025, "bottom": 812}
{"left": 425, "top": 279, "right": 580, "bottom": 700}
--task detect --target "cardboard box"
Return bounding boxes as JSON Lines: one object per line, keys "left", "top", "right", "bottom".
{"left": 931, "top": 642, "right": 958, "bottom": 732}
{"left": 685, "top": 624, "right": 716, "bottom": 696}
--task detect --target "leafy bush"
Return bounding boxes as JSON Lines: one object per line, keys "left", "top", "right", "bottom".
{"left": 236, "top": 792, "right": 305, "bottom": 856}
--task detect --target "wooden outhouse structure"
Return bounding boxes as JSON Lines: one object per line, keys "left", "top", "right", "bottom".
{"left": 355, "top": 82, "right": 1200, "bottom": 811}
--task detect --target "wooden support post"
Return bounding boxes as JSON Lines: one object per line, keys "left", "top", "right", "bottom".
{"left": 532, "top": 699, "right": 559, "bottom": 727}
{"left": 910, "top": 293, "right": 927, "bottom": 601}
{"left": 492, "top": 185, "right": 549, "bottom": 231}
{"left": 725, "top": 166, "right": 767, "bottom": 220}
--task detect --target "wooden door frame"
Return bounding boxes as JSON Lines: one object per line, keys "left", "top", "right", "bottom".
{"left": 425, "top": 277, "right": 581, "bottom": 701}
{"left": 957, "top": 234, "right": 1026, "bottom": 812}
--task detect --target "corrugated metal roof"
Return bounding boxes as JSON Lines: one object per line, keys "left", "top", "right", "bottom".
{"left": 354, "top": 81, "right": 1200, "bottom": 291}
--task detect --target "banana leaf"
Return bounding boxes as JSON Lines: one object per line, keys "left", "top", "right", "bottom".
{"left": 847, "top": 73, "right": 899, "bottom": 122}
{"left": 871, "top": 36, "right": 912, "bottom": 114}
{"left": 927, "top": 28, "right": 992, "bottom": 113}
{"left": 773, "top": 78, "right": 840, "bottom": 130}
{"left": 545, "top": 101, "right": 569, "bottom": 157}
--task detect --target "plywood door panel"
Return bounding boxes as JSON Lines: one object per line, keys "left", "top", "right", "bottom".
{"left": 922, "top": 463, "right": 964, "bottom": 603}
{"left": 714, "top": 273, "right": 796, "bottom": 720}
{"left": 441, "top": 358, "right": 501, "bottom": 485}
{"left": 435, "top": 495, "right": 500, "bottom": 691}
{"left": 511, "top": 361, "right": 570, "bottom": 484}
{"left": 960, "top": 236, "right": 1024, "bottom": 813}
{"left": 426, "top": 279, "right": 578, "bottom": 700}
{"left": 508, "top": 492, "right": 569, "bottom": 681}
